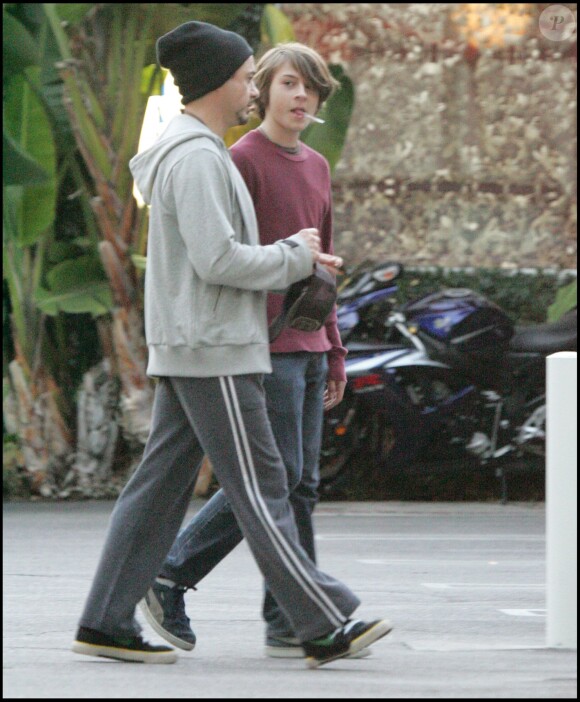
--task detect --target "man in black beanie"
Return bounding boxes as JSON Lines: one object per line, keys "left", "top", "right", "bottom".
{"left": 156, "top": 21, "right": 254, "bottom": 104}
{"left": 72, "top": 21, "right": 391, "bottom": 669}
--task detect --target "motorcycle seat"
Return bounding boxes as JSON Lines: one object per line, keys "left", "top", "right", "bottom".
{"left": 510, "top": 308, "right": 577, "bottom": 354}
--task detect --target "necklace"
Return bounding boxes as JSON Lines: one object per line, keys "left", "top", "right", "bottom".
{"left": 182, "top": 109, "right": 207, "bottom": 127}
{"left": 258, "top": 126, "right": 300, "bottom": 154}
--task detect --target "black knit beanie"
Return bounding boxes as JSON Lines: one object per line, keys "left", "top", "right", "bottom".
{"left": 156, "top": 21, "right": 253, "bottom": 105}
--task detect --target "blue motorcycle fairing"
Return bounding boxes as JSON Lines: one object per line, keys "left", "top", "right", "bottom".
{"left": 338, "top": 286, "right": 398, "bottom": 313}
{"left": 337, "top": 286, "right": 399, "bottom": 337}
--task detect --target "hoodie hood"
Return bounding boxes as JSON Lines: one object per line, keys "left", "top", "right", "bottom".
{"left": 129, "top": 113, "right": 224, "bottom": 204}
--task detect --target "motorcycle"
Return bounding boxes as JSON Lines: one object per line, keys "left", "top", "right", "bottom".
{"left": 321, "top": 284, "right": 577, "bottom": 502}
{"left": 335, "top": 260, "right": 403, "bottom": 343}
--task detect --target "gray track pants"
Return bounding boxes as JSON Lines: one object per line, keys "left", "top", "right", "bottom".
{"left": 78, "top": 375, "right": 360, "bottom": 642}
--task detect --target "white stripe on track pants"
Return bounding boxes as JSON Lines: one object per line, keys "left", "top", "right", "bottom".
{"left": 79, "top": 374, "right": 360, "bottom": 641}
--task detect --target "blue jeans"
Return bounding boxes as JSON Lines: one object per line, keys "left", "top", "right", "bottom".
{"left": 161, "top": 352, "right": 329, "bottom": 637}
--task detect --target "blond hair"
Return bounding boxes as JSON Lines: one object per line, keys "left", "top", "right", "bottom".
{"left": 253, "top": 43, "right": 340, "bottom": 120}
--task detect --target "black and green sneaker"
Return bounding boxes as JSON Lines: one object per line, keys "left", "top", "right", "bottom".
{"left": 72, "top": 626, "right": 177, "bottom": 664}
{"left": 265, "top": 634, "right": 372, "bottom": 659}
{"left": 302, "top": 619, "right": 392, "bottom": 669}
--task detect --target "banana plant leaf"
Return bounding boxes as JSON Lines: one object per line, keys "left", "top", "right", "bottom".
{"left": 34, "top": 255, "right": 114, "bottom": 317}
{"left": 260, "top": 3, "right": 296, "bottom": 45}
{"left": 131, "top": 254, "right": 148, "bottom": 271}
{"left": 54, "top": 3, "right": 95, "bottom": 25}
{"left": 547, "top": 280, "right": 577, "bottom": 322}
{"left": 3, "top": 131, "right": 49, "bottom": 185}
{"left": 3, "top": 71, "right": 56, "bottom": 246}
{"left": 301, "top": 64, "right": 355, "bottom": 174}
{"left": 2, "top": 9, "right": 39, "bottom": 77}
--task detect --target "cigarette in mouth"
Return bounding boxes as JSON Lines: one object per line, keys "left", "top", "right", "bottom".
{"left": 304, "top": 113, "right": 325, "bottom": 124}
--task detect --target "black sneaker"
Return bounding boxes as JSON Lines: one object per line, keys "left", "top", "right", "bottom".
{"left": 302, "top": 618, "right": 392, "bottom": 669}
{"left": 72, "top": 626, "right": 177, "bottom": 664}
{"left": 265, "top": 634, "right": 371, "bottom": 659}
{"left": 139, "top": 581, "right": 196, "bottom": 651}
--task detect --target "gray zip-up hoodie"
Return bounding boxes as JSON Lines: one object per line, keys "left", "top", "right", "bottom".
{"left": 129, "top": 114, "right": 313, "bottom": 377}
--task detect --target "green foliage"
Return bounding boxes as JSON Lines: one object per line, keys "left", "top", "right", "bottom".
{"left": 2, "top": 9, "right": 39, "bottom": 77}
{"left": 387, "top": 266, "right": 577, "bottom": 324}
{"left": 260, "top": 3, "right": 296, "bottom": 45}
{"left": 301, "top": 64, "right": 355, "bottom": 174}
{"left": 547, "top": 279, "right": 577, "bottom": 321}
{"left": 3, "top": 11, "right": 60, "bottom": 371}
{"left": 136, "top": 3, "right": 254, "bottom": 67}
{"left": 163, "top": 3, "right": 251, "bottom": 28}
{"left": 35, "top": 255, "right": 114, "bottom": 317}
{"left": 4, "top": 70, "right": 57, "bottom": 246}
{"left": 2, "top": 131, "right": 49, "bottom": 186}
{"left": 226, "top": 3, "right": 264, "bottom": 51}
{"left": 2, "top": 3, "right": 109, "bottom": 391}
{"left": 53, "top": 4, "right": 94, "bottom": 25}
{"left": 131, "top": 254, "right": 148, "bottom": 271}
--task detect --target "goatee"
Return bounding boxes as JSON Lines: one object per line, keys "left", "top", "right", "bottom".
{"left": 235, "top": 109, "right": 250, "bottom": 127}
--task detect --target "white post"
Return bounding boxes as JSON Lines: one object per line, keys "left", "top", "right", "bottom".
{"left": 546, "top": 351, "right": 577, "bottom": 649}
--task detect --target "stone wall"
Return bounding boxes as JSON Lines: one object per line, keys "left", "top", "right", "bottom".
{"left": 281, "top": 3, "right": 577, "bottom": 269}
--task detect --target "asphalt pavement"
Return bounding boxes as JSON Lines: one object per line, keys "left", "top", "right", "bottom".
{"left": 3, "top": 499, "right": 577, "bottom": 698}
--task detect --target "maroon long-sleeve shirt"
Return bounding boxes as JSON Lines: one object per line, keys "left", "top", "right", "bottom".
{"left": 230, "top": 129, "right": 346, "bottom": 382}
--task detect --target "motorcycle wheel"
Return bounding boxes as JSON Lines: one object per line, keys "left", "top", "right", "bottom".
{"left": 319, "top": 397, "right": 427, "bottom": 496}
{"left": 515, "top": 398, "right": 546, "bottom": 458}
{"left": 319, "top": 392, "right": 362, "bottom": 488}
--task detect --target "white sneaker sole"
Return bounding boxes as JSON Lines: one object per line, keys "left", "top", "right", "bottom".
{"left": 72, "top": 640, "right": 177, "bottom": 664}
{"left": 266, "top": 644, "right": 371, "bottom": 659}
{"left": 349, "top": 619, "right": 393, "bottom": 656}
{"left": 139, "top": 598, "right": 195, "bottom": 651}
